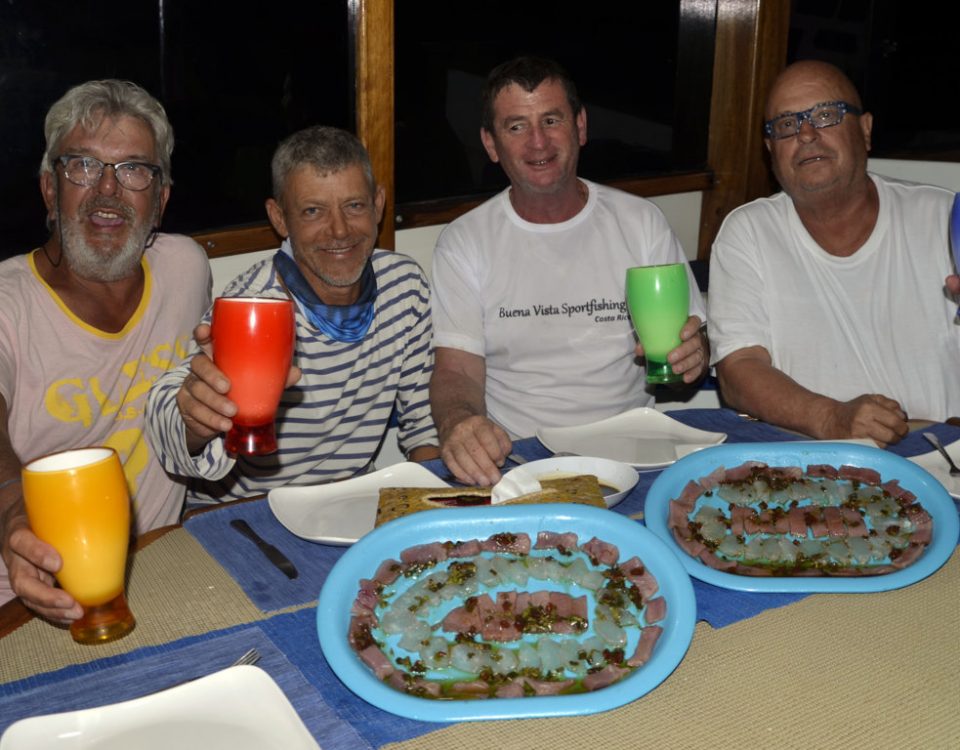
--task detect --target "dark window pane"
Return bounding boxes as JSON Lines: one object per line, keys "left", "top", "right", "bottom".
{"left": 160, "top": 1, "right": 351, "bottom": 236}
{"left": 395, "top": 1, "right": 710, "bottom": 205}
{"left": 789, "top": 2, "right": 960, "bottom": 157}
{"left": 0, "top": 1, "right": 351, "bottom": 260}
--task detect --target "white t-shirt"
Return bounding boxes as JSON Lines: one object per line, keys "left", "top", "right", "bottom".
{"left": 0, "top": 234, "right": 212, "bottom": 604}
{"left": 432, "top": 180, "right": 706, "bottom": 438}
{"left": 708, "top": 173, "right": 960, "bottom": 420}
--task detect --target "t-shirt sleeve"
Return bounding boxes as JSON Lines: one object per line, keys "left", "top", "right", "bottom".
{"left": 431, "top": 226, "right": 487, "bottom": 356}
{"left": 706, "top": 211, "right": 772, "bottom": 364}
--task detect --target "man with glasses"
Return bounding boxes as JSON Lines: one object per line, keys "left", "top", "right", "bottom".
{"left": 708, "top": 60, "right": 960, "bottom": 444}
{"left": 0, "top": 80, "right": 211, "bottom": 621}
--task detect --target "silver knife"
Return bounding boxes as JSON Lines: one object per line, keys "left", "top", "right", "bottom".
{"left": 229, "top": 519, "right": 299, "bottom": 579}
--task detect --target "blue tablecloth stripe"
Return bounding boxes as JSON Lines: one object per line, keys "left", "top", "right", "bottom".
{"left": 0, "top": 617, "right": 370, "bottom": 749}
{"left": 185, "top": 408, "right": 960, "bottom": 628}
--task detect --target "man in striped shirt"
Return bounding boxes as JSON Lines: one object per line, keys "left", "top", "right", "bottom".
{"left": 146, "top": 127, "right": 438, "bottom": 504}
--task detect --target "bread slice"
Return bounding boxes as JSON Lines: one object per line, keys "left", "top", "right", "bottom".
{"left": 375, "top": 474, "right": 606, "bottom": 526}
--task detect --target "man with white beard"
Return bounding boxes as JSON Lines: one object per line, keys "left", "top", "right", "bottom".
{"left": 0, "top": 80, "right": 211, "bottom": 623}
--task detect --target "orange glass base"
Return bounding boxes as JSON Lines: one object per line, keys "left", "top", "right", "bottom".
{"left": 225, "top": 421, "right": 279, "bottom": 455}
{"left": 70, "top": 591, "right": 136, "bottom": 645}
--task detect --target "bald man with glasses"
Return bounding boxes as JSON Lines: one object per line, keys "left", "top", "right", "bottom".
{"left": 708, "top": 60, "right": 960, "bottom": 445}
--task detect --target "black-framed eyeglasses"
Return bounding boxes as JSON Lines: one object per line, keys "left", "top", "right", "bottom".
{"left": 763, "top": 101, "right": 862, "bottom": 140}
{"left": 55, "top": 154, "right": 162, "bottom": 191}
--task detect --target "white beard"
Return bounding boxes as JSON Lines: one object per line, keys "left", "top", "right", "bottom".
{"left": 55, "top": 193, "right": 159, "bottom": 283}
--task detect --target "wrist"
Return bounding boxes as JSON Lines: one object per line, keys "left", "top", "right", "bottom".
{"left": 0, "top": 476, "right": 21, "bottom": 493}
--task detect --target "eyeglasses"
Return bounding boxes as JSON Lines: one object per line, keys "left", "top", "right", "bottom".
{"left": 56, "top": 154, "right": 162, "bottom": 191}
{"left": 763, "top": 101, "right": 862, "bottom": 140}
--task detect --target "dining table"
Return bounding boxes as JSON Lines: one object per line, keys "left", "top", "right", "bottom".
{"left": 1, "top": 407, "right": 958, "bottom": 749}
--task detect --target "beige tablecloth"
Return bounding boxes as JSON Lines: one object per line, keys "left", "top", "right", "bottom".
{"left": 385, "top": 549, "right": 960, "bottom": 750}
{"left": 2, "top": 529, "right": 958, "bottom": 750}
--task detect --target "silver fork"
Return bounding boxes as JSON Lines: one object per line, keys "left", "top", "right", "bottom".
{"left": 150, "top": 648, "right": 260, "bottom": 696}
{"left": 922, "top": 432, "right": 960, "bottom": 477}
{"left": 231, "top": 647, "right": 261, "bottom": 667}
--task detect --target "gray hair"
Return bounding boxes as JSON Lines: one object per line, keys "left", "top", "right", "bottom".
{"left": 271, "top": 126, "right": 375, "bottom": 201}
{"left": 40, "top": 80, "right": 174, "bottom": 185}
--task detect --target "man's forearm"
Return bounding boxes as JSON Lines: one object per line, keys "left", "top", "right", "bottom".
{"left": 430, "top": 368, "right": 487, "bottom": 442}
{"left": 717, "top": 356, "right": 837, "bottom": 438}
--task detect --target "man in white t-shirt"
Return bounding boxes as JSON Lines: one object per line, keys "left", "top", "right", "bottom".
{"left": 709, "top": 60, "right": 960, "bottom": 445}
{"left": 430, "top": 57, "right": 709, "bottom": 485}
{"left": 0, "top": 81, "right": 211, "bottom": 621}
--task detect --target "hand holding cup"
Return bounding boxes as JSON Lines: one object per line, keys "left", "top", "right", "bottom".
{"left": 21, "top": 447, "right": 135, "bottom": 644}
{"left": 210, "top": 297, "right": 296, "bottom": 455}
{"left": 626, "top": 263, "right": 690, "bottom": 384}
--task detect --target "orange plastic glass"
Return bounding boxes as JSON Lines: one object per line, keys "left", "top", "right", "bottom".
{"left": 21, "top": 447, "right": 136, "bottom": 644}
{"left": 211, "top": 297, "right": 296, "bottom": 455}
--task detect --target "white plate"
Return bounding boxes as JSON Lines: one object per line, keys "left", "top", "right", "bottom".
{"left": 501, "top": 456, "right": 640, "bottom": 507}
{"left": 268, "top": 462, "right": 450, "bottom": 545}
{"left": 908, "top": 438, "right": 960, "bottom": 499}
{"left": 536, "top": 408, "right": 727, "bottom": 470}
{"left": 0, "top": 666, "right": 319, "bottom": 750}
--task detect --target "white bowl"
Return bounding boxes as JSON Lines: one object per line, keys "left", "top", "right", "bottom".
{"left": 502, "top": 456, "right": 640, "bottom": 508}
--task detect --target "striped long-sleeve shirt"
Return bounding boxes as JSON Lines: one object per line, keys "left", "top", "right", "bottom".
{"left": 145, "top": 250, "right": 438, "bottom": 504}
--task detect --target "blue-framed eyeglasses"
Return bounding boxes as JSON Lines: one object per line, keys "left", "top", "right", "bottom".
{"left": 763, "top": 101, "right": 862, "bottom": 140}
{"left": 56, "top": 154, "right": 162, "bottom": 191}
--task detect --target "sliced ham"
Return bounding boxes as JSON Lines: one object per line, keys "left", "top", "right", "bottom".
{"left": 724, "top": 461, "right": 767, "bottom": 482}
{"left": 698, "top": 548, "right": 738, "bottom": 572}
{"left": 627, "top": 625, "right": 663, "bottom": 667}
{"left": 669, "top": 499, "right": 693, "bottom": 531}
{"left": 672, "top": 527, "right": 706, "bottom": 558}
{"left": 788, "top": 506, "right": 808, "bottom": 537}
{"left": 676, "top": 480, "right": 705, "bottom": 510}
{"left": 480, "top": 532, "right": 531, "bottom": 554}
{"left": 400, "top": 542, "right": 448, "bottom": 565}
{"left": 373, "top": 558, "right": 402, "bottom": 585}
{"left": 535, "top": 531, "right": 579, "bottom": 551}
{"left": 806, "top": 464, "right": 839, "bottom": 479}
{"left": 823, "top": 506, "right": 847, "bottom": 537}
{"left": 583, "top": 664, "right": 630, "bottom": 691}
{"left": 890, "top": 543, "right": 925, "bottom": 569}
{"left": 730, "top": 505, "right": 751, "bottom": 536}
{"left": 523, "top": 678, "right": 575, "bottom": 696}
{"left": 581, "top": 536, "right": 620, "bottom": 566}
{"left": 358, "top": 644, "right": 395, "bottom": 680}
{"left": 743, "top": 509, "right": 762, "bottom": 535}
{"left": 620, "top": 556, "right": 659, "bottom": 599}
{"left": 444, "top": 539, "right": 482, "bottom": 558}
{"left": 351, "top": 580, "right": 380, "bottom": 616}
{"left": 451, "top": 680, "right": 491, "bottom": 697}
{"left": 838, "top": 465, "right": 882, "bottom": 485}
{"left": 806, "top": 508, "right": 829, "bottom": 538}
{"left": 841, "top": 507, "right": 868, "bottom": 537}
{"left": 699, "top": 465, "right": 727, "bottom": 491}
{"left": 644, "top": 596, "right": 667, "bottom": 624}
{"left": 495, "top": 680, "right": 526, "bottom": 698}
{"left": 767, "top": 466, "right": 803, "bottom": 481}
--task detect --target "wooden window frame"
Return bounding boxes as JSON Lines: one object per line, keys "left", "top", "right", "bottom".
{"left": 193, "top": 0, "right": 789, "bottom": 263}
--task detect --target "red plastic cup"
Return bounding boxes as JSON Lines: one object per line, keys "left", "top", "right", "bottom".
{"left": 211, "top": 297, "right": 295, "bottom": 455}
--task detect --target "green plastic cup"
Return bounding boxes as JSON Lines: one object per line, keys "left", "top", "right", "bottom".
{"left": 626, "top": 263, "right": 689, "bottom": 384}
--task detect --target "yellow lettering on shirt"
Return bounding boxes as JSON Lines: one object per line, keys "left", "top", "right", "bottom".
{"left": 103, "top": 427, "right": 148, "bottom": 506}
{"left": 45, "top": 379, "right": 94, "bottom": 427}
{"left": 44, "top": 335, "right": 191, "bottom": 430}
